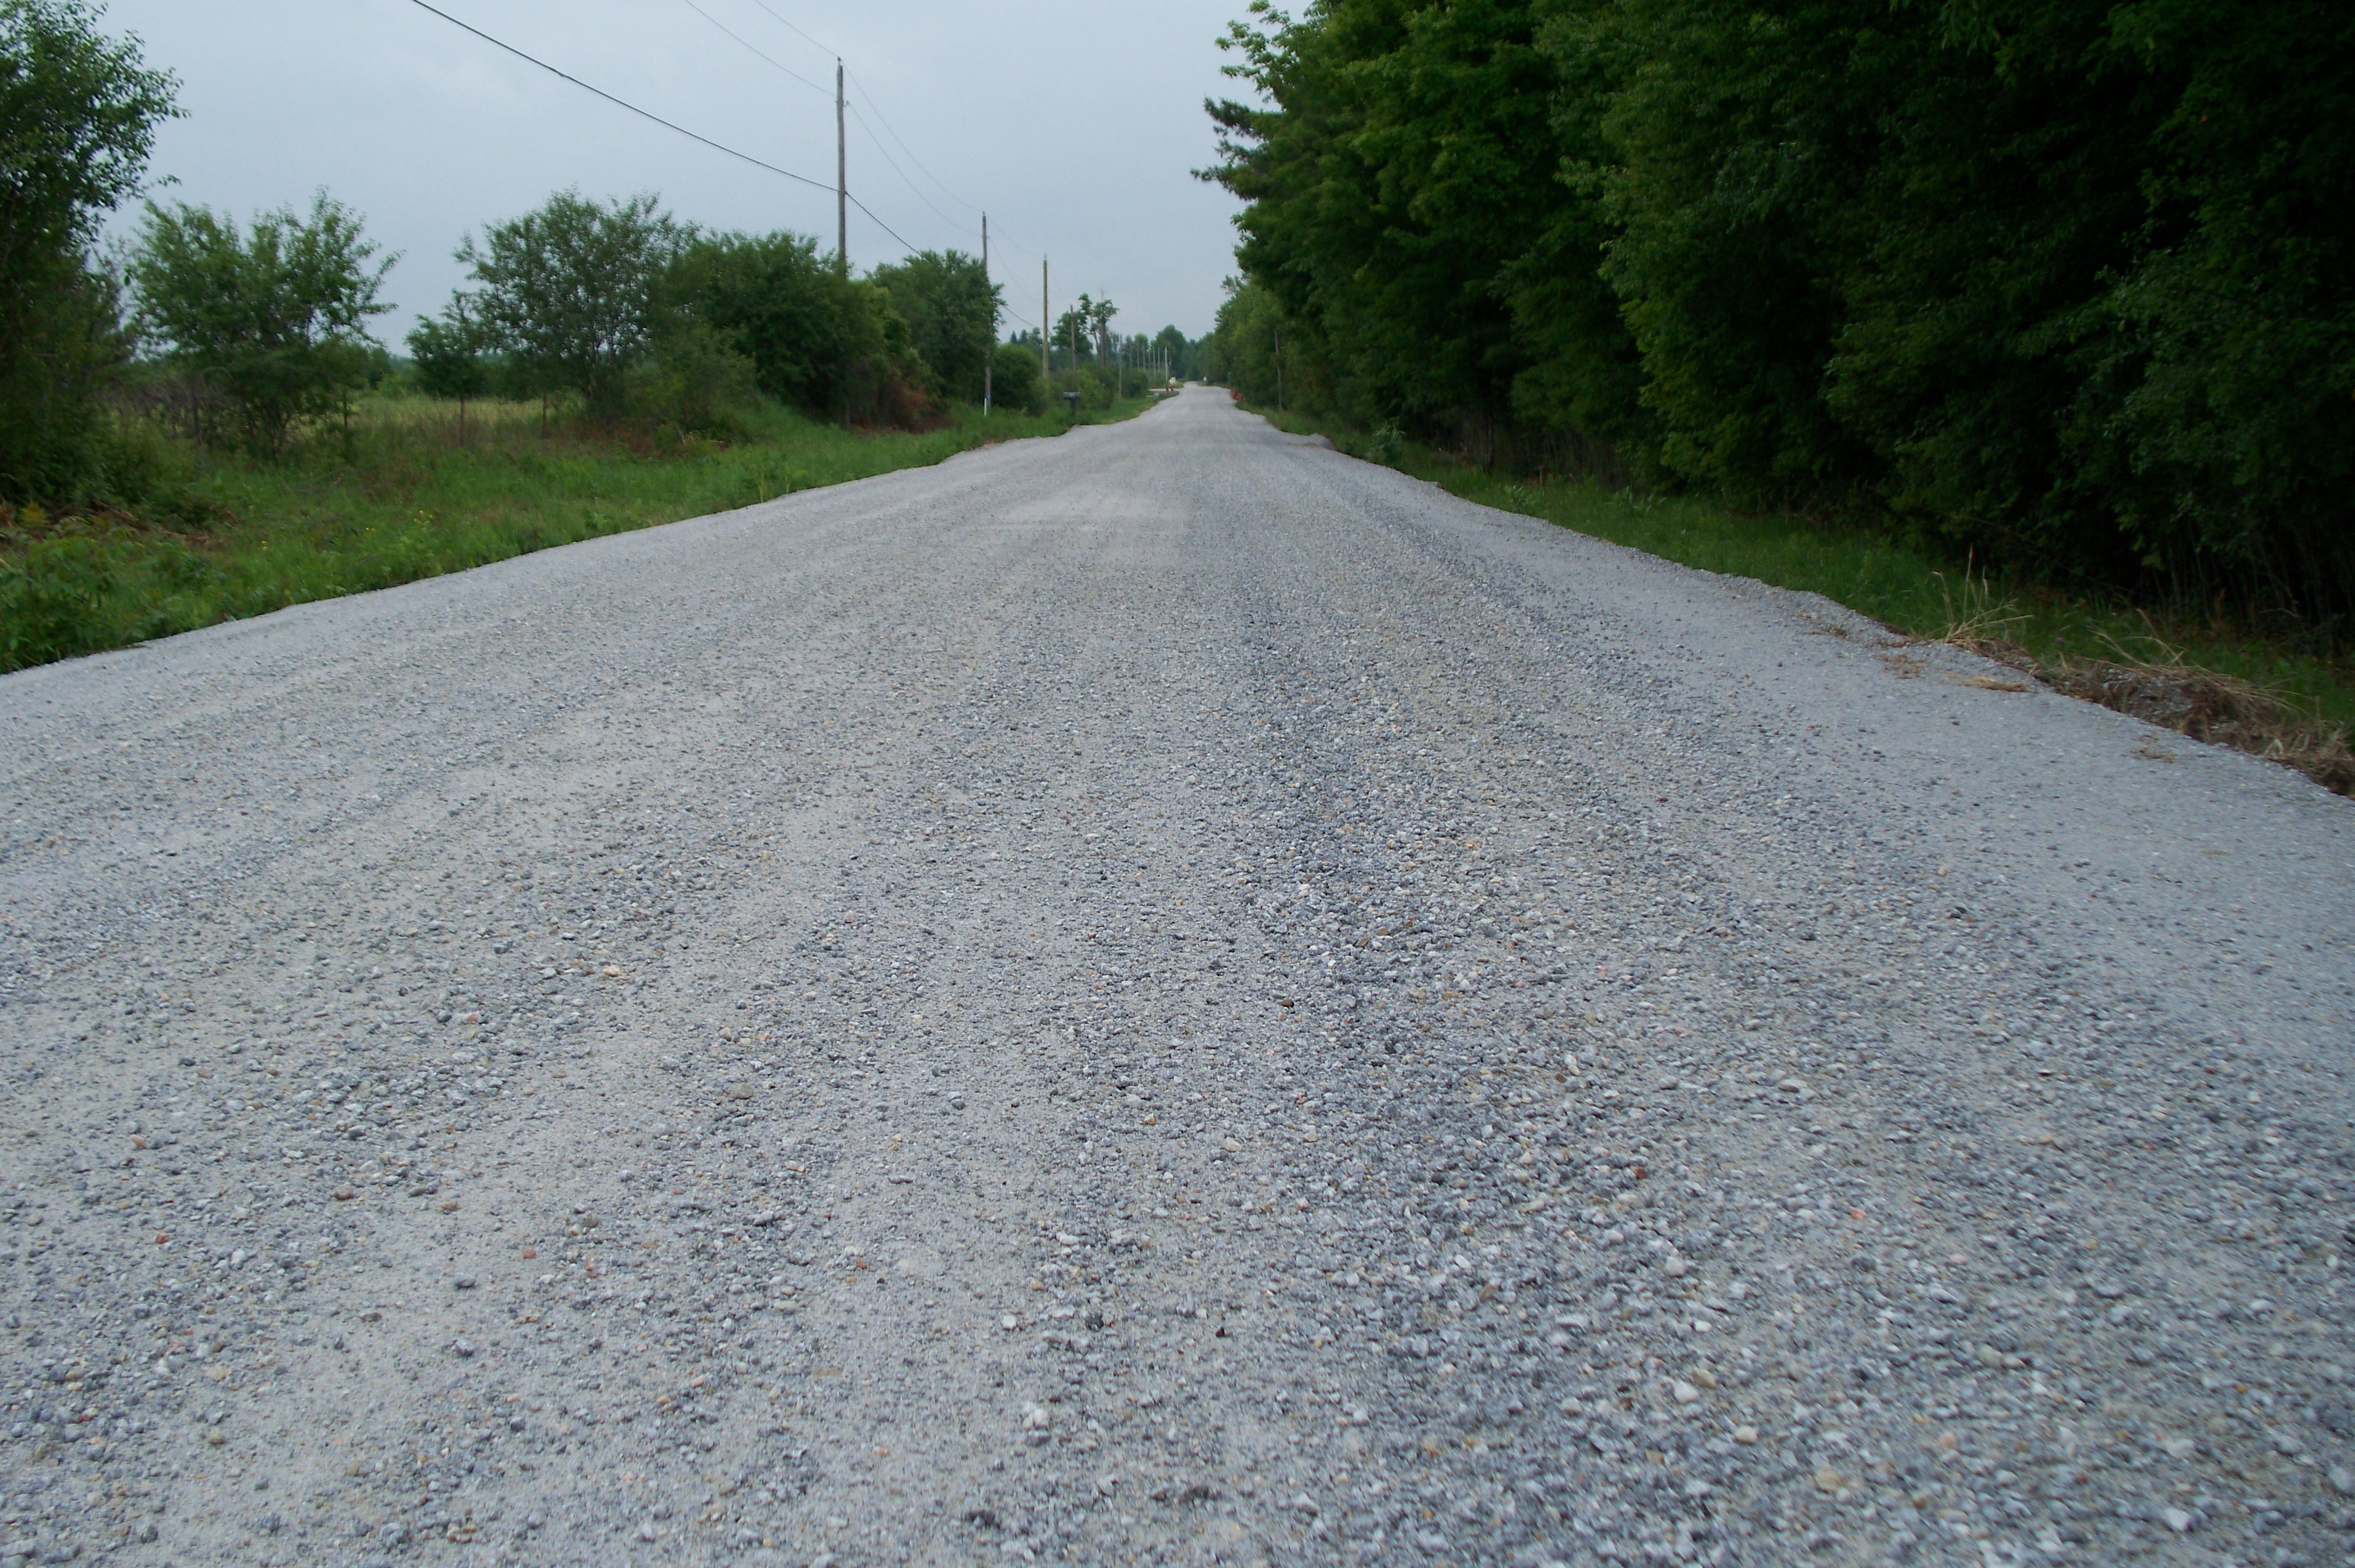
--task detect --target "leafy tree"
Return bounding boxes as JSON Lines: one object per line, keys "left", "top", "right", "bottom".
{"left": 635, "top": 314, "right": 756, "bottom": 433}
{"left": 459, "top": 191, "right": 680, "bottom": 417}
{"left": 870, "top": 250, "right": 1000, "bottom": 401}
{"left": 1150, "top": 324, "right": 1197, "bottom": 381}
{"left": 127, "top": 191, "right": 394, "bottom": 455}
{"left": 1203, "top": 0, "right": 2355, "bottom": 627}
{"left": 669, "top": 229, "right": 933, "bottom": 426}
{"left": 989, "top": 340, "right": 1042, "bottom": 414}
{"left": 1205, "top": 0, "right": 1572, "bottom": 438}
{"left": 0, "top": 0, "right": 177, "bottom": 500}
{"left": 405, "top": 300, "right": 489, "bottom": 429}
{"left": 1204, "top": 278, "right": 1290, "bottom": 404}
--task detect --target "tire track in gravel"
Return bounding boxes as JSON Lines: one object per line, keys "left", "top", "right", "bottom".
{"left": 2, "top": 387, "right": 2352, "bottom": 1568}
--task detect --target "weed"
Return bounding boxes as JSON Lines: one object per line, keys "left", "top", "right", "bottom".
{"left": 2, "top": 391, "right": 1155, "bottom": 672}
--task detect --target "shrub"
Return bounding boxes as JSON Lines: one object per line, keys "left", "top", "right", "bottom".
{"left": 127, "top": 191, "right": 393, "bottom": 456}
{"left": 989, "top": 341, "right": 1043, "bottom": 414}
{"left": 460, "top": 191, "right": 681, "bottom": 418}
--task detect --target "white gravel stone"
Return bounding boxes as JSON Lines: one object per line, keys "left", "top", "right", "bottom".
{"left": 2, "top": 387, "right": 2350, "bottom": 1564}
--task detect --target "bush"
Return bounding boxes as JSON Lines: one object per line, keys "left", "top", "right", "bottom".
{"left": 871, "top": 251, "right": 999, "bottom": 403}
{"left": 632, "top": 315, "right": 757, "bottom": 434}
{"left": 989, "top": 341, "right": 1043, "bottom": 414}
{"left": 460, "top": 191, "right": 681, "bottom": 418}
{"left": 127, "top": 191, "right": 393, "bottom": 455}
{"left": 669, "top": 231, "right": 934, "bottom": 427}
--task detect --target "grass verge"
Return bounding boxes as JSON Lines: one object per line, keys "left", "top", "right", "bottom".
{"left": 1256, "top": 403, "right": 2355, "bottom": 795}
{"left": 0, "top": 392, "right": 1160, "bottom": 673}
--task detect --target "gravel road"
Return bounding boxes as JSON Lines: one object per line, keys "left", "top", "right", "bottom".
{"left": 4, "top": 385, "right": 2353, "bottom": 1568}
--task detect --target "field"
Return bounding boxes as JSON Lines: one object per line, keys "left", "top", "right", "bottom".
{"left": 0, "top": 391, "right": 1157, "bottom": 672}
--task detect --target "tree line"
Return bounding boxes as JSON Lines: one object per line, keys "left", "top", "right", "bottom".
{"left": 1202, "top": 0, "right": 2354, "bottom": 632}
{"left": 1, "top": 0, "right": 1220, "bottom": 512}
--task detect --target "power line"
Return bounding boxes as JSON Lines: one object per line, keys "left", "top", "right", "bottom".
{"left": 682, "top": 1, "right": 1040, "bottom": 262}
{"left": 673, "top": 0, "right": 830, "bottom": 97}
{"left": 403, "top": 0, "right": 834, "bottom": 194}
{"left": 410, "top": 0, "right": 1040, "bottom": 325}
{"left": 845, "top": 71, "right": 980, "bottom": 217}
{"left": 845, "top": 68, "right": 1040, "bottom": 260}
{"left": 735, "top": 0, "right": 836, "bottom": 63}
{"left": 845, "top": 192, "right": 918, "bottom": 255}
{"left": 845, "top": 101, "right": 976, "bottom": 245}
{"left": 668, "top": 0, "right": 964, "bottom": 252}
{"left": 659, "top": 0, "right": 974, "bottom": 258}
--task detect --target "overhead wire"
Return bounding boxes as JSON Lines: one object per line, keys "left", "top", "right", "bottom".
{"left": 403, "top": 0, "right": 835, "bottom": 194}
{"left": 684, "top": 0, "right": 1046, "bottom": 263}
{"left": 846, "top": 68, "right": 1041, "bottom": 260}
{"left": 735, "top": 0, "right": 836, "bottom": 64}
{"left": 408, "top": 0, "right": 1045, "bottom": 327}
{"left": 844, "top": 101, "right": 977, "bottom": 245}
{"left": 672, "top": 0, "right": 831, "bottom": 97}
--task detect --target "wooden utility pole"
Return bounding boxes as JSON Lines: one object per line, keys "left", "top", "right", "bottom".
{"left": 835, "top": 60, "right": 847, "bottom": 274}
{"left": 1040, "top": 259, "right": 1050, "bottom": 383}
{"left": 981, "top": 214, "right": 991, "bottom": 416}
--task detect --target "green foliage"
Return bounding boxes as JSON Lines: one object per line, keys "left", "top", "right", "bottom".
{"left": 127, "top": 191, "right": 394, "bottom": 455}
{"left": 459, "top": 190, "right": 679, "bottom": 417}
{"left": 0, "top": 390, "right": 1152, "bottom": 671}
{"left": 989, "top": 340, "right": 1043, "bottom": 414}
{"left": 633, "top": 314, "right": 757, "bottom": 434}
{"left": 404, "top": 302, "right": 488, "bottom": 406}
{"left": 1204, "top": 0, "right": 2355, "bottom": 632}
{"left": 1204, "top": 279, "right": 1286, "bottom": 404}
{"left": 667, "top": 229, "right": 931, "bottom": 426}
{"left": 871, "top": 250, "right": 1000, "bottom": 402}
{"left": 0, "top": 0, "right": 177, "bottom": 501}
{"left": 1148, "top": 324, "right": 1203, "bottom": 381}
{"left": 1052, "top": 295, "right": 1120, "bottom": 366}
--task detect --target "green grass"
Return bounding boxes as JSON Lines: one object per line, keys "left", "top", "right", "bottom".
{"left": 1258, "top": 406, "right": 2355, "bottom": 738}
{"left": 0, "top": 390, "right": 1160, "bottom": 672}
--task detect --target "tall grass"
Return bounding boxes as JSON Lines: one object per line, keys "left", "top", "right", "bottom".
{"left": 0, "top": 390, "right": 1155, "bottom": 672}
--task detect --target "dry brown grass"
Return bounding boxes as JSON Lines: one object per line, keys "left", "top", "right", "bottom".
{"left": 1942, "top": 627, "right": 2355, "bottom": 796}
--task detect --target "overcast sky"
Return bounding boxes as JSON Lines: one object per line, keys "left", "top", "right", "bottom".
{"left": 98, "top": 0, "right": 1252, "bottom": 345}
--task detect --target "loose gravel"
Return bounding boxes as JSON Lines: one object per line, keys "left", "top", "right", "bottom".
{"left": 3, "top": 386, "right": 2353, "bottom": 1568}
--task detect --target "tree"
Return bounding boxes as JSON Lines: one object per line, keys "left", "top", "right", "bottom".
{"left": 127, "top": 191, "right": 394, "bottom": 455}
{"left": 459, "top": 191, "right": 679, "bottom": 417}
{"left": 0, "top": 0, "right": 177, "bottom": 500}
{"left": 1202, "top": 0, "right": 2355, "bottom": 625}
{"left": 1150, "top": 325, "right": 1193, "bottom": 381}
{"left": 635, "top": 314, "right": 756, "bottom": 434}
{"left": 1205, "top": 278, "right": 1288, "bottom": 404}
{"left": 405, "top": 300, "right": 489, "bottom": 441}
{"left": 989, "top": 341, "right": 1042, "bottom": 414}
{"left": 669, "top": 230, "right": 936, "bottom": 427}
{"left": 871, "top": 250, "right": 1000, "bottom": 402}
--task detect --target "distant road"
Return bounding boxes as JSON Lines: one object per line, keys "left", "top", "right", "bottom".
{"left": 4, "top": 384, "right": 2350, "bottom": 1566}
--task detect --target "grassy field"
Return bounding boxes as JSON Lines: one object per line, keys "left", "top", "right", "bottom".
{"left": 0, "top": 391, "right": 1159, "bottom": 672}
{"left": 1256, "top": 405, "right": 2355, "bottom": 783}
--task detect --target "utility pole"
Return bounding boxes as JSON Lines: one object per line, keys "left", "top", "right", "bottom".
{"left": 835, "top": 58, "right": 848, "bottom": 428}
{"left": 981, "top": 214, "right": 991, "bottom": 416}
{"left": 1041, "top": 258, "right": 1050, "bottom": 385}
{"left": 835, "top": 59, "right": 847, "bottom": 275}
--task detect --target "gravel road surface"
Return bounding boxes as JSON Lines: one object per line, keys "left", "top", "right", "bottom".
{"left": 4, "top": 385, "right": 2354, "bottom": 1568}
